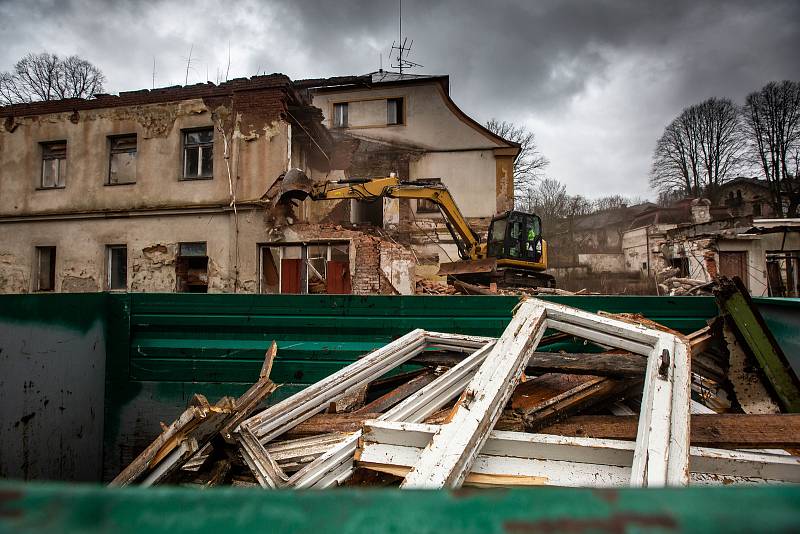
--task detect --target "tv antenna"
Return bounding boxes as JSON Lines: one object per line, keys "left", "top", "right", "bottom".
{"left": 389, "top": 0, "right": 423, "bottom": 75}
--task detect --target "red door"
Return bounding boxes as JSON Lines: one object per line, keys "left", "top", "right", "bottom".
{"left": 326, "top": 261, "right": 352, "bottom": 294}
{"left": 280, "top": 259, "right": 302, "bottom": 294}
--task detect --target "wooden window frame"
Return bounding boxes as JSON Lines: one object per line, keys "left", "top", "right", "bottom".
{"left": 39, "top": 141, "right": 67, "bottom": 189}
{"left": 181, "top": 128, "right": 214, "bottom": 180}
{"left": 107, "top": 134, "right": 138, "bottom": 186}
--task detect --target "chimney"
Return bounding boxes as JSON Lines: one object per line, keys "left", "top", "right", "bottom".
{"left": 690, "top": 198, "right": 711, "bottom": 224}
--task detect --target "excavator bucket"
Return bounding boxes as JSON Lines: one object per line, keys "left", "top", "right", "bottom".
{"left": 437, "top": 258, "right": 498, "bottom": 276}
{"left": 267, "top": 168, "right": 315, "bottom": 205}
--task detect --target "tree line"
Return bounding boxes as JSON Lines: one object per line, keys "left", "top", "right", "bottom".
{"left": 651, "top": 81, "right": 800, "bottom": 217}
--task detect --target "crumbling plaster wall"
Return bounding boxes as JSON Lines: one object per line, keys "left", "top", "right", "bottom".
{"left": 0, "top": 213, "right": 245, "bottom": 294}
{"left": 0, "top": 100, "right": 291, "bottom": 218}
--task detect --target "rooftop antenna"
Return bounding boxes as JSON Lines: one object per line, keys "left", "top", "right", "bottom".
{"left": 389, "top": 0, "right": 423, "bottom": 75}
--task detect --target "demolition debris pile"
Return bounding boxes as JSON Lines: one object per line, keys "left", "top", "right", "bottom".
{"left": 111, "top": 276, "right": 800, "bottom": 489}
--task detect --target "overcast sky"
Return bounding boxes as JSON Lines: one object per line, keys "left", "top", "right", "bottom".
{"left": 1, "top": 0, "right": 798, "bottom": 200}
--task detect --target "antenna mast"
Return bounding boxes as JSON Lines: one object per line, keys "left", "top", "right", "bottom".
{"left": 389, "top": 0, "right": 423, "bottom": 76}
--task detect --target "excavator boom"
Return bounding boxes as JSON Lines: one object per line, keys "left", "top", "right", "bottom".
{"left": 269, "top": 169, "right": 553, "bottom": 287}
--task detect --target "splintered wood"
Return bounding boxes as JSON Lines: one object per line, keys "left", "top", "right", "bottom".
{"left": 111, "top": 297, "right": 800, "bottom": 489}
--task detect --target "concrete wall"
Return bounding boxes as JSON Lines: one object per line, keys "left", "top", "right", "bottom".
{"left": 0, "top": 100, "right": 291, "bottom": 217}
{"left": 576, "top": 253, "right": 626, "bottom": 273}
{"left": 410, "top": 150, "right": 497, "bottom": 218}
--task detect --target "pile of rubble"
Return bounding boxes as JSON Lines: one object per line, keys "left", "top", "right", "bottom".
{"left": 416, "top": 279, "right": 583, "bottom": 296}
{"left": 111, "top": 276, "right": 799, "bottom": 489}
{"left": 657, "top": 267, "right": 714, "bottom": 296}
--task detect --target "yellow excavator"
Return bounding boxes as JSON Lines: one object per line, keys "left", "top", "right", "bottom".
{"left": 269, "top": 169, "right": 556, "bottom": 288}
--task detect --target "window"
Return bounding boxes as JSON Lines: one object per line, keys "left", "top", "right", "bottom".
{"left": 40, "top": 141, "right": 67, "bottom": 188}
{"left": 108, "top": 135, "right": 137, "bottom": 185}
{"left": 35, "top": 246, "right": 56, "bottom": 291}
{"left": 416, "top": 178, "right": 441, "bottom": 213}
{"left": 387, "top": 98, "right": 404, "bottom": 125}
{"left": 176, "top": 242, "right": 208, "bottom": 292}
{"left": 106, "top": 245, "right": 127, "bottom": 290}
{"left": 333, "top": 103, "right": 348, "bottom": 128}
{"left": 259, "top": 242, "right": 350, "bottom": 294}
{"left": 753, "top": 202, "right": 762, "bottom": 217}
{"left": 182, "top": 129, "right": 214, "bottom": 179}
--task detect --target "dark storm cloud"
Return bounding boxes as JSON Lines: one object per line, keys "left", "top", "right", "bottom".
{"left": 1, "top": 0, "right": 798, "bottom": 197}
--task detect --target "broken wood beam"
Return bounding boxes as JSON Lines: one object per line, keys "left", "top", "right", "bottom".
{"left": 537, "top": 414, "right": 800, "bottom": 449}
{"left": 285, "top": 412, "right": 383, "bottom": 438}
{"left": 524, "top": 352, "right": 646, "bottom": 377}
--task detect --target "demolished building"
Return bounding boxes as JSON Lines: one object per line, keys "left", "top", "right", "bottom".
{"left": 0, "top": 71, "right": 518, "bottom": 295}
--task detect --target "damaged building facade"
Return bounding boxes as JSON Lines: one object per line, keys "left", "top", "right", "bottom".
{"left": 0, "top": 72, "right": 515, "bottom": 295}
{"left": 296, "top": 71, "right": 519, "bottom": 274}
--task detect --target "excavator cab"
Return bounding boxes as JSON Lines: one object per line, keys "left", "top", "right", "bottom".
{"left": 487, "top": 211, "right": 544, "bottom": 264}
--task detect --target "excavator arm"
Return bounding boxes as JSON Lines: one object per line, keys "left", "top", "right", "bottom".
{"left": 270, "top": 170, "right": 481, "bottom": 260}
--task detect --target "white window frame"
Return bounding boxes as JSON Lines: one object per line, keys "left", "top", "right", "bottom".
{"left": 182, "top": 129, "right": 214, "bottom": 180}
{"left": 40, "top": 141, "right": 67, "bottom": 189}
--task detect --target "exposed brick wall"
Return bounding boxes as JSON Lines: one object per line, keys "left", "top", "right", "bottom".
{"left": 352, "top": 236, "right": 382, "bottom": 294}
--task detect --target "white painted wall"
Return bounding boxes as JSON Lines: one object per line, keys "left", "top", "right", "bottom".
{"left": 411, "top": 151, "right": 497, "bottom": 218}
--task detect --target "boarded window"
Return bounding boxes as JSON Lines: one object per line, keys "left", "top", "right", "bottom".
{"left": 108, "top": 135, "right": 137, "bottom": 185}
{"left": 333, "top": 103, "right": 348, "bottom": 128}
{"left": 259, "top": 243, "right": 350, "bottom": 294}
{"left": 183, "top": 129, "right": 214, "bottom": 179}
{"left": 35, "top": 246, "right": 56, "bottom": 291}
{"left": 41, "top": 141, "right": 67, "bottom": 188}
{"left": 387, "top": 98, "right": 404, "bottom": 125}
{"left": 107, "top": 245, "right": 127, "bottom": 290}
{"left": 176, "top": 242, "right": 208, "bottom": 292}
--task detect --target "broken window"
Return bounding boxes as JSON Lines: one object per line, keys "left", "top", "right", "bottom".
{"left": 108, "top": 135, "right": 137, "bottom": 185}
{"left": 416, "top": 178, "right": 441, "bottom": 213}
{"left": 259, "top": 242, "right": 350, "bottom": 295}
{"left": 182, "top": 129, "right": 214, "bottom": 179}
{"left": 41, "top": 141, "right": 67, "bottom": 188}
{"left": 670, "top": 257, "right": 690, "bottom": 278}
{"left": 767, "top": 251, "right": 799, "bottom": 297}
{"left": 176, "top": 242, "right": 208, "bottom": 293}
{"left": 333, "top": 103, "right": 348, "bottom": 128}
{"left": 351, "top": 199, "right": 384, "bottom": 226}
{"left": 35, "top": 246, "right": 56, "bottom": 292}
{"left": 387, "top": 98, "right": 404, "bottom": 125}
{"left": 106, "top": 245, "right": 128, "bottom": 290}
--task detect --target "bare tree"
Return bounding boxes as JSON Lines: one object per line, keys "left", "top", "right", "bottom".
{"left": 485, "top": 119, "right": 549, "bottom": 196}
{"left": 0, "top": 52, "right": 105, "bottom": 105}
{"left": 650, "top": 97, "right": 744, "bottom": 201}
{"left": 742, "top": 80, "right": 800, "bottom": 217}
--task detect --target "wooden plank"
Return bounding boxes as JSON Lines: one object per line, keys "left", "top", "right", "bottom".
{"left": 524, "top": 352, "right": 646, "bottom": 377}
{"left": 401, "top": 300, "right": 548, "bottom": 488}
{"left": 356, "top": 371, "right": 438, "bottom": 414}
{"left": 285, "top": 412, "right": 383, "bottom": 438}
{"left": 538, "top": 414, "right": 800, "bottom": 448}
{"left": 516, "top": 376, "right": 640, "bottom": 432}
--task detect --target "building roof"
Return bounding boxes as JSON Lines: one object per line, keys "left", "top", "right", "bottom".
{"left": 0, "top": 74, "right": 293, "bottom": 118}
{"left": 718, "top": 176, "right": 770, "bottom": 190}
